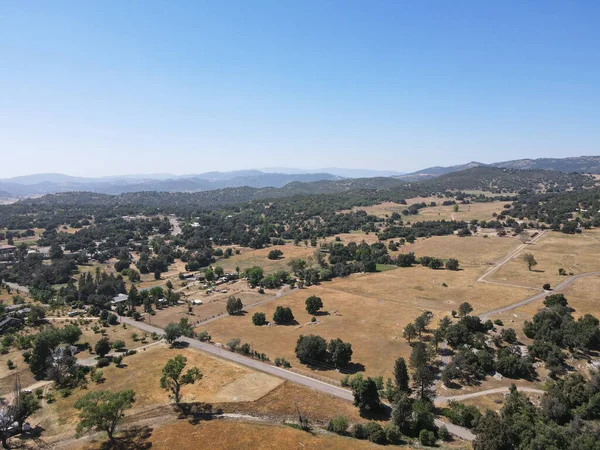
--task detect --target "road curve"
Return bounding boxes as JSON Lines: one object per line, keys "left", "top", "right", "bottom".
{"left": 480, "top": 271, "right": 600, "bottom": 319}
{"left": 119, "top": 316, "right": 476, "bottom": 440}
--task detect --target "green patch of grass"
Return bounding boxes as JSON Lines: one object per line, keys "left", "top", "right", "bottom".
{"left": 376, "top": 264, "right": 397, "bottom": 272}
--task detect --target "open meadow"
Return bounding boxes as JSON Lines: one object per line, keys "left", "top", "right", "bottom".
{"left": 487, "top": 229, "right": 600, "bottom": 289}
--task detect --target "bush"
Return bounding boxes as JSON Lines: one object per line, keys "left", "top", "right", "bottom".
{"left": 6, "top": 360, "right": 14, "bottom": 370}
{"left": 197, "top": 330, "right": 211, "bottom": 342}
{"left": 34, "top": 388, "right": 44, "bottom": 399}
{"left": 438, "top": 425, "right": 451, "bottom": 441}
{"left": 444, "top": 401, "right": 481, "bottom": 428}
{"left": 494, "top": 319, "right": 504, "bottom": 326}
{"left": 97, "top": 358, "right": 110, "bottom": 368}
{"left": 364, "top": 422, "right": 385, "bottom": 444}
{"left": 227, "top": 338, "right": 241, "bottom": 351}
{"left": 327, "top": 416, "right": 348, "bottom": 435}
{"left": 351, "top": 423, "right": 367, "bottom": 440}
{"left": 113, "top": 355, "right": 124, "bottom": 366}
{"left": 384, "top": 424, "right": 402, "bottom": 444}
{"left": 543, "top": 283, "right": 551, "bottom": 290}
{"left": 267, "top": 249, "right": 283, "bottom": 260}
{"left": 252, "top": 312, "right": 267, "bottom": 326}
{"left": 126, "top": 350, "right": 137, "bottom": 356}
{"left": 419, "top": 429, "right": 436, "bottom": 446}
{"left": 445, "top": 258, "right": 460, "bottom": 271}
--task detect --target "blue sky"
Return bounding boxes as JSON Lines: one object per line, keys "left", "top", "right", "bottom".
{"left": 1, "top": 1, "right": 599, "bottom": 177}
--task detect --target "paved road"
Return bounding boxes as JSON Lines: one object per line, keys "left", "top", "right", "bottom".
{"left": 119, "top": 316, "right": 476, "bottom": 440}
{"left": 480, "top": 270, "right": 600, "bottom": 319}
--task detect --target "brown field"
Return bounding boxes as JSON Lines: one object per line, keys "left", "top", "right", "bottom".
{"left": 488, "top": 229, "right": 600, "bottom": 289}
{"left": 101, "top": 420, "right": 396, "bottom": 450}
{"left": 200, "top": 263, "right": 532, "bottom": 381}
{"left": 33, "top": 344, "right": 284, "bottom": 438}
{"left": 214, "top": 244, "right": 319, "bottom": 274}
{"left": 342, "top": 199, "right": 505, "bottom": 223}
{"left": 401, "top": 235, "right": 521, "bottom": 268}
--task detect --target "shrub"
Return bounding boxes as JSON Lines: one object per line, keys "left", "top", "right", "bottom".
{"left": 96, "top": 358, "right": 110, "bottom": 368}
{"left": 438, "top": 425, "right": 451, "bottom": 441}
{"left": 419, "top": 429, "right": 436, "bottom": 446}
{"left": 197, "top": 330, "right": 211, "bottom": 342}
{"left": 126, "top": 349, "right": 137, "bottom": 356}
{"left": 351, "top": 423, "right": 367, "bottom": 439}
{"left": 227, "top": 338, "right": 241, "bottom": 351}
{"left": 267, "top": 249, "right": 283, "bottom": 260}
{"left": 364, "top": 422, "right": 385, "bottom": 444}
{"left": 543, "top": 283, "right": 551, "bottom": 290}
{"left": 327, "top": 416, "right": 348, "bottom": 435}
{"left": 252, "top": 312, "right": 267, "bottom": 326}
{"left": 384, "top": 424, "right": 402, "bottom": 444}
{"left": 6, "top": 360, "right": 14, "bottom": 370}
{"left": 494, "top": 319, "right": 504, "bottom": 326}
{"left": 34, "top": 388, "right": 44, "bottom": 399}
{"left": 445, "top": 258, "right": 460, "bottom": 271}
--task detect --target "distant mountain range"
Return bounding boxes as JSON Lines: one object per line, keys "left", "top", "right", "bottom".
{"left": 398, "top": 156, "right": 600, "bottom": 180}
{"left": 1, "top": 156, "right": 598, "bottom": 199}
{"left": 0, "top": 171, "right": 341, "bottom": 198}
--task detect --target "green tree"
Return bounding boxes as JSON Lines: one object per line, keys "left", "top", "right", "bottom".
{"left": 458, "top": 302, "right": 473, "bottom": 318}
{"left": 295, "top": 334, "right": 328, "bottom": 363}
{"left": 351, "top": 375, "right": 382, "bottom": 415}
{"left": 393, "top": 357, "right": 410, "bottom": 393}
{"left": 95, "top": 337, "right": 111, "bottom": 358}
{"left": 252, "top": 312, "right": 267, "bottom": 326}
{"left": 214, "top": 266, "right": 224, "bottom": 277}
{"left": 49, "top": 243, "right": 64, "bottom": 261}
{"left": 164, "top": 323, "right": 182, "bottom": 344}
{"left": 12, "top": 391, "right": 40, "bottom": 432}
{"left": 225, "top": 296, "right": 243, "bottom": 315}
{"left": 522, "top": 253, "right": 537, "bottom": 271}
{"left": 74, "top": 389, "right": 135, "bottom": 443}
{"left": 445, "top": 258, "right": 460, "bottom": 271}
{"left": 305, "top": 295, "right": 323, "bottom": 315}
{"left": 160, "top": 355, "right": 203, "bottom": 404}
{"left": 473, "top": 410, "right": 511, "bottom": 450}
{"left": 61, "top": 324, "right": 82, "bottom": 345}
{"left": 29, "top": 328, "right": 62, "bottom": 377}
{"left": 268, "top": 249, "right": 283, "bottom": 260}
{"left": 28, "top": 304, "right": 46, "bottom": 324}
{"left": 244, "top": 266, "right": 264, "bottom": 288}
{"left": 403, "top": 323, "right": 417, "bottom": 343}
{"left": 410, "top": 342, "right": 435, "bottom": 400}
{"left": 273, "top": 306, "right": 294, "bottom": 324}
{"left": 328, "top": 338, "right": 353, "bottom": 368}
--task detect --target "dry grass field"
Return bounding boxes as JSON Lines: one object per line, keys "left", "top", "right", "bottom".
{"left": 113, "top": 420, "right": 396, "bottom": 450}
{"left": 487, "top": 229, "right": 600, "bottom": 289}
{"left": 33, "top": 344, "right": 284, "bottom": 439}
{"left": 342, "top": 199, "right": 506, "bottom": 223}
{"left": 199, "top": 262, "right": 532, "bottom": 381}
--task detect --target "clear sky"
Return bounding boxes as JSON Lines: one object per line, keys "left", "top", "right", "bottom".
{"left": 1, "top": 1, "right": 599, "bottom": 177}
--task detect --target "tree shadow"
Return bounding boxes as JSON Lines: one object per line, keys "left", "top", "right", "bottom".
{"left": 176, "top": 402, "right": 223, "bottom": 425}
{"left": 360, "top": 403, "right": 392, "bottom": 420}
{"left": 171, "top": 341, "right": 190, "bottom": 349}
{"left": 530, "top": 269, "right": 545, "bottom": 273}
{"left": 100, "top": 425, "right": 153, "bottom": 449}
{"left": 313, "top": 311, "right": 330, "bottom": 317}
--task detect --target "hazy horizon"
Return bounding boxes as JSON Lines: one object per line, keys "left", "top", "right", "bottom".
{"left": 2, "top": 1, "right": 598, "bottom": 178}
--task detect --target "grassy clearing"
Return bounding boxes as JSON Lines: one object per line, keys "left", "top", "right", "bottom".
{"left": 341, "top": 199, "right": 506, "bottom": 223}
{"left": 200, "top": 264, "right": 531, "bottom": 381}
{"left": 488, "top": 229, "right": 600, "bottom": 289}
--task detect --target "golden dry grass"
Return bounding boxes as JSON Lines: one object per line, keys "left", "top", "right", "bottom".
{"left": 341, "top": 199, "right": 505, "bottom": 223}
{"left": 32, "top": 344, "right": 283, "bottom": 438}
{"left": 488, "top": 229, "right": 600, "bottom": 289}
{"left": 123, "top": 420, "right": 389, "bottom": 450}
{"left": 200, "top": 263, "right": 532, "bottom": 381}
